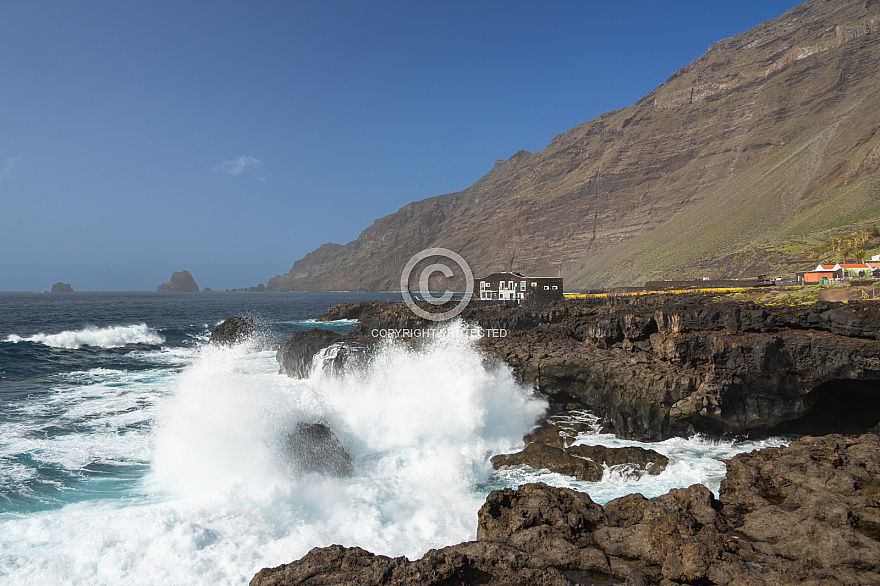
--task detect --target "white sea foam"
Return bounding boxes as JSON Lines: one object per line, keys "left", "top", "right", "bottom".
{"left": 4, "top": 324, "right": 164, "bottom": 349}
{"left": 1, "top": 367, "right": 180, "bottom": 483}
{"left": 494, "top": 414, "right": 790, "bottom": 504}
{"left": 128, "top": 346, "right": 199, "bottom": 366}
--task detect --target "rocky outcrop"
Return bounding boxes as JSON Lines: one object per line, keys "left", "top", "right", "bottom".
{"left": 491, "top": 441, "right": 668, "bottom": 482}
{"left": 251, "top": 434, "right": 880, "bottom": 586}
{"left": 491, "top": 416, "right": 668, "bottom": 481}
{"left": 265, "top": 0, "right": 880, "bottom": 292}
{"left": 491, "top": 442, "right": 604, "bottom": 482}
{"left": 276, "top": 330, "right": 345, "bottom": 378}
{"left": 720, "top": 435, "right": 880, "bottom": 576}
{"left": 157, "top": 270, "right": 199, "bottom": 293}
{"left": 210, "top": 316, "right": 255, "bottom": 345}
{"left": 286, "top": 423, "right": 353, "bottom": 477}
{"left": 50, "top": 282, "right": 73, "bottom": 293}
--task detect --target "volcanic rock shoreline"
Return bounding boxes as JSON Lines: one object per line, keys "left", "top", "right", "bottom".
{"left": 258, "top": 294, "right": 880, "bottom": 585}
{"left": 253, "top": 434, "right": 880, "bottom": 586}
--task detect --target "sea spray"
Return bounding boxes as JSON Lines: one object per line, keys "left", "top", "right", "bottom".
{"left": 296, "top": 320, "right": 549, "bottom": 554}
{"left": 143, "top": 321, "right": 548, "bottom": 577}
{"left": 149, "top": 343, "right": 329, "bottom": 496}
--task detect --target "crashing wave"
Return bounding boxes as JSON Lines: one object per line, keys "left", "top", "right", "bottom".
{"left": 4, "top": 324, "right": 164, "bottom": 349}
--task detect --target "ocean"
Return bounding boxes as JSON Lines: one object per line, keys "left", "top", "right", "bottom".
{"left": 0, "top": 292, "right": 787, "bottom": 585}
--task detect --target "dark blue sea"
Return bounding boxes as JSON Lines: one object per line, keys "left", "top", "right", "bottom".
{"left": 0, "top": 292, "right": 785, "bottom": 585}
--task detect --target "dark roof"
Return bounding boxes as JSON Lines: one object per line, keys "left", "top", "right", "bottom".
{"left": 478, "top": 272, "right": 559, "bottom": 280}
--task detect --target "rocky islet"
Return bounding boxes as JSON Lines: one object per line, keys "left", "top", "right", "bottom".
{"left": 156, "top": 270, "right": 200, "bottom": 293}
{"left": 50, "top": 282, "right": 74, "bottom": 293}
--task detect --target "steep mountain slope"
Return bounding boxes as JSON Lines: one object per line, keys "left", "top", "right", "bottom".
{"left": 268, "top": 0, "right": 880, "bottom": 292}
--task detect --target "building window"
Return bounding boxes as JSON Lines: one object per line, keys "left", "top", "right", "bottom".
{"left": 544, "top": 286, "right": 549, "bottom": 290}
{"left": 480, "top": 281, "right": 486, "bottom": 290}
{"left": 552, "top": 286, "right": 558, "bottom": 290}
{"left": 498, "top": 282, "right": 504, "bottom": 290}
{"left": 520, "top": 281, "right": 526, "bottom": 290}
{"left": 508, "top": 281, "right": 514, "bottom": 289}
{"left": 531, "top": 282, "right": 537, "bottom": 287}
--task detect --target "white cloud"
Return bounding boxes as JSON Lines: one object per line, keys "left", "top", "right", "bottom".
{"left": 0, "top": 156, "right": 23, "bottom": 182}
{"left": 214, "top": 155, "right": 262, "bottom": 176}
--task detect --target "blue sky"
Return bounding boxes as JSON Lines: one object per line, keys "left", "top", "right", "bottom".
{"left": 1, "top": 0, "right": 800, "bottom": 291}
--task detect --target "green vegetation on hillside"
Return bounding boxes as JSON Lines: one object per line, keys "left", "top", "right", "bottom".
{"left": 805, "top": 225, "right": 880, "bottom": 264}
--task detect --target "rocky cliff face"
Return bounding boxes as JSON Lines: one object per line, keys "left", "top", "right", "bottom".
{"left": 157, "top": 270, "right": 199, "bottom": 293}
{"left": 266, "top": 0, "right": 880, "bottom": 292}
{"left": 479, "top": 297, "right": 880, "bottom": 440}
{"left": 251, "top": 434, "right": 880, "bottom": 586}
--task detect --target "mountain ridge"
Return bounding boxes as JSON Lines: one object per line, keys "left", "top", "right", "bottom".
{"left": 267, "top": 0, "right": 880, "bottom": 291}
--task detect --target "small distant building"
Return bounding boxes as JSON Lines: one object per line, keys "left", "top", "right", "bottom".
{"left": 803, "top": 264, "right": 843, "bottom": 284}
{"left": 837, "top": 263, "right": 874, "bottom": 278}
{"left": 475, "top": 272, "right": 563, "bottom": 301}
{"left": 801, "top": 262, "right": 880, "bottom": 283}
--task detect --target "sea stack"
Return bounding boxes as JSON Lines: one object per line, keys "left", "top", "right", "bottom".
{"left": 157, "top": 270, "right": 199, "bottom": 293}
{"left": 50, "top": 282, "right": 74, "bottom": 293}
